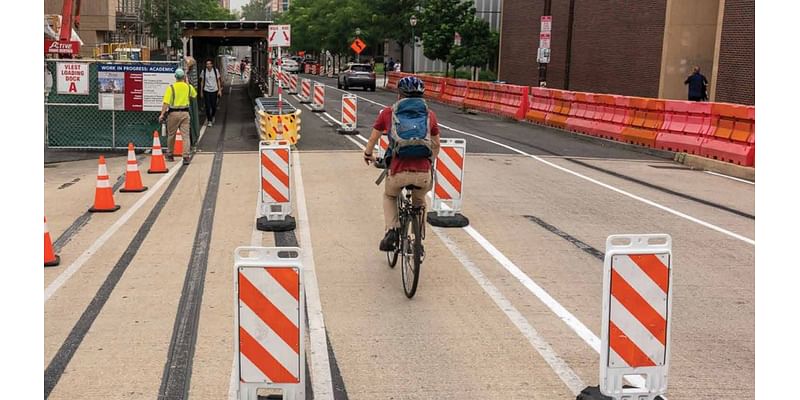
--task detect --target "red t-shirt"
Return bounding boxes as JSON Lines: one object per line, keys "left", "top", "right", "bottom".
{"left": 373, "top": 106, "right": 440, "bottom": 175}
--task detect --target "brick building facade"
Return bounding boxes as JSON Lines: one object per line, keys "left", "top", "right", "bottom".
{"left": 498, "top": 0, "right": 754, "bottom": 105}
{"left": 715, "top": 0, "right": 754, "bottom": 105}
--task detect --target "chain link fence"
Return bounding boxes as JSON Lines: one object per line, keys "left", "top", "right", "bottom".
{"left": 45, "top": 59, "right": 199, "bottom": 150}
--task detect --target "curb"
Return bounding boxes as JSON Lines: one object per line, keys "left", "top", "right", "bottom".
{"left": 675, "top": 153, "right": 755, "bottom": 182}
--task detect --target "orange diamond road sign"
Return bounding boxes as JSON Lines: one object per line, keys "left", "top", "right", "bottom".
{"left": 350, "top": 38, "right": 366, "bottom": 55}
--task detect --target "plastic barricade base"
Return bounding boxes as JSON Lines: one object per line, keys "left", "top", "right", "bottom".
{"left": 622, "top": 127, "right": 658, "bottom": 147}
{"left": 256, "top": 215, "right": 297, "bottom": 232}
{"left": 576, "top": 385, "right": 665, "bottom": 400}
{"left": 525, "top": 110, "right": 548, "bottom": 124}
{"left": 427, "top": 212, "right": 470, "bottom": 228}
{"left": 655, "top": 132, "right": 704, "bottom": 154}
{"left": 699, "top": 139, "right": 755, "bottom": 167}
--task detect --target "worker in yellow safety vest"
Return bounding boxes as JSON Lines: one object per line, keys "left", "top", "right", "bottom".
{"left": 159, "top": 68, "right": 197, "bottom": 165}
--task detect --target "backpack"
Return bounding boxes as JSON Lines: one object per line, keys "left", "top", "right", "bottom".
{"left": 387, "top": 98, "right": 433, "bottom": 161}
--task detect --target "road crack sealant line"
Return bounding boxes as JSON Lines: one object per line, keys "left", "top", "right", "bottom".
{"left": 43, "top": 162, "right": 191, "bottom": 398}
{"left": 329, "top": 84, "right": 754, "bottom": 245}
{"left": 52, "top": 155, "right": 143, "bottom": 252}
{"left": 158, "top": 97, "right": 228, "bottom": 400}
{"left": 44, "top": 157, "right": 185, "bottom": 303}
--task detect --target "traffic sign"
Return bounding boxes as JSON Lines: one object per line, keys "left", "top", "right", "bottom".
{"left": 540, "top": 15, "right": 552, "bottom": 32}
{"left": 454, "top": 32, "right": 462, "bottom": 46}
{"left": 539, "top": 32, "right": 551, "bottom": 49}
{"left": 269, "top": 25, "right": 291, "bottom": 47}
{"left": 350, "top": 38, "right": 366, "bottom": 55}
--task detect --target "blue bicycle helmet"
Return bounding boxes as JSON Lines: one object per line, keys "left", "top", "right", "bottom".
{"left": 397, "top": 75, "right": 425, "bottom": 97}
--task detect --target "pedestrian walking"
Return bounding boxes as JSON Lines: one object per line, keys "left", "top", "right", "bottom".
{"left": 159, "top": 68, "right": 197, "bottom": 165}
{"left": 200, "top": 59, "right": 223, "bottom": 127}
{"left": 684, "top": 66, "right": 709, "bottom": 101}
{"left": 385, "top": 57, "right": 394, "bottom": 87}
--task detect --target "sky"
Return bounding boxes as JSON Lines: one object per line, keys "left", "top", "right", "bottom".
{"left": 229, "top": 0, "right": 247, "bottom": 13}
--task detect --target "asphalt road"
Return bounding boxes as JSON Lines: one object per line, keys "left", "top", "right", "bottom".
{"left": 43, "top": 76, "right": 754, "bottom": 399}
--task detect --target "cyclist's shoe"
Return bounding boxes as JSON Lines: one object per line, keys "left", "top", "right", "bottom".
{"left": 379, "top": 228, "right": 398, "bottom": 251}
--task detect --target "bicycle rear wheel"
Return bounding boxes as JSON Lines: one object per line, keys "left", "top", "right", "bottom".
{"left": 400, "top": 212, "right": 422, "bottom": 298}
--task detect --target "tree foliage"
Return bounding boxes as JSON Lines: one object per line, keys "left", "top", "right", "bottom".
{"left": 419, "top": 0, "right": 473, "bottom": 65}
{"left": 142, "top": 0, "right": 233, "bottom": 47}
{"left": 449, "top": 16, "right": 496, "bottom": 72}
{"left": 240, "top": 0, "right": 270, "bottom": 21}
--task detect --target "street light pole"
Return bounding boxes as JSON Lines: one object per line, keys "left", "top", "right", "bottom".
{"left": 410, "top": 15, "right": 417, "bottom": 74}
{"left": 166, "top": 0, "right": 170, "bottom": 60}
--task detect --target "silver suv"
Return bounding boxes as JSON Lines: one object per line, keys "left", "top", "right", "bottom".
{"left": 337, "top": 63, "right": 376, "bottom": 91}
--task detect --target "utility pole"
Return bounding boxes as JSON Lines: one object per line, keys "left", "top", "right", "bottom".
{"left": 538, "top": 0, "right": 551, "bottom": 85}
{"left": 166, "top": 0, "right": 171, "bottom": 60}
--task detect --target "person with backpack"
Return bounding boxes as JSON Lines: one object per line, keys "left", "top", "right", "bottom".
{"left": 158, "top": 68, "right": 197, "bottom": 165}
{"left": 363, "top": 76, "right": 441, "bottom": 251}
{"left": 200, "top": 59, "right": 223, "bottom": 127}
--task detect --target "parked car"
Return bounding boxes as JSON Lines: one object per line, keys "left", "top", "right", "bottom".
{"left": 337, "top": 63, "right": 376, "bottom": 91}
{"left": 277, "top": 57, "right": 301, "bottom": 73}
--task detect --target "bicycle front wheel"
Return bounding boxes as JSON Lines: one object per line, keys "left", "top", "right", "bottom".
{"left": 400, "top": 213, "right": 422, "bottom": 298}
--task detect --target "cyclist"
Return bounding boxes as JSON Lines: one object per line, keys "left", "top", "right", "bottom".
{"left": 364, "top": 76, "right": 441, "bottom": 251}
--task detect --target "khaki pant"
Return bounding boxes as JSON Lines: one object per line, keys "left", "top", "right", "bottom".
{"left": 167, "top": 111, "right": 190, "bottom": 158}
{"left": 384, "top": 170, "right": 433, "bottom": 230}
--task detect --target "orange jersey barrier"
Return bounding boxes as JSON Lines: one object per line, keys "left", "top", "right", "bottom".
{"left": 383, "top": 73, "right": 755, "bottom": 167}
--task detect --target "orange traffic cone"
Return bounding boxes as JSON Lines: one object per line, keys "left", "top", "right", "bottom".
{"left": 147, "top": 130, "right": 169, "bottom": 174}
{"left": 120, "top": 143, "right": 148, "bottom": 193}
{"left": 44, "top": 216, "right": 60, "bottom": 267}
{"left": 88, "top": 155, "right": 121, "bottom": 213}
{"left": 174, "top": 129, "right": 184, "bottom": 157}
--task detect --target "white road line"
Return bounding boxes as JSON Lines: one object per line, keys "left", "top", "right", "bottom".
{"left": 346, "top": 136, "right": 590, "bottom": 394}
{"left": 432, "top": 227, "right": 586, "bottom": 395}
{"left": 292, "top": 150, "right": 335, "bottom": 399}
{"left": 439, "top": 124, "right": 755, "bottom": 245}
{"left": 704, "top": 170, "right": 755, "bottom": 185}
{"left": 324, "top": 86, "right": 755, "bottom": 245}
{"left": 44, "top": 160, "right": 183, "bottom": 303}
{"left": 228, "top": 191, "right": 264, "bottom": 399}
{"left": 346, "top": 93, "right": 661, "bottom": 392}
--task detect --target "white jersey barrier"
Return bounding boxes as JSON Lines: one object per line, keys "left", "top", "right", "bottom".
{"left": 257, "top": 141, "right": 296, "bottom": 231}
{"left": 427, "top": 138, "right": 470, "bottom": 227}
{"left": 311, "top": 83, "right": 325, "bottom": 112}
{"left": 234, "top": 246, "right": 305, "bottom": 400}
{"left": 337, "top": 94, "right": 358, "bottom": 134}
{"left": 600, "top": 234, "right": 673, "bottom": 400}
{"left": 299, "top": 79, "right": 312, "bottom": 104}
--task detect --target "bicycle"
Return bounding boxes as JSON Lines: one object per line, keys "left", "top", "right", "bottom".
{"left": 373, "top": 157, "right": 426, "bottom": 298}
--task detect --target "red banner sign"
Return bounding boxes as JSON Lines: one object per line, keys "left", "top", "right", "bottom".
{"left": 45, "top": 39, "right": 80, "bottom": 55}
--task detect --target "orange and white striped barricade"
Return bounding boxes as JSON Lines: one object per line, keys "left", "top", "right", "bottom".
{"left": 234, "top": 246, "right": 305, "bottom": 400}
{"left": 596, "top": 234, "right": 673, "bottom": 400}
{"left": 288, "top": 74, "right": 298, "bottom": 95}
{"left": 256, "top": 141, "right": 296, "bottom": 232}
{"left": 337, "top": 94, "right": 359, "bottom": 134}
{"left": 427, "top": 138, "right": 469, "bottom": 227}
{"left": 376, "top": 135, "right": 390, "bottom": 159}
{"left": 299, "top": 79, "right": 312, "bottom": 104}
{"left": 311, "top": 83, "right": 325, "bottom": 113}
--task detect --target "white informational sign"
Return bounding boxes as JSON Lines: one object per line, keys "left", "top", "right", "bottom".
{"left": 56, "top": 62, "right": 90, "bottom": 95}
{"left": 539, "top": 32, "right": 551, "bottom": 49}
{"left": 97, "top": 64, "right": 177, "bottom": 111}
{"left": 537, "top": 48, "right": 551, "bottom": 64}
{"left": 541, "top": 15, "right": 552, "bottom": 32}
{"left": 269, "top": 24, "right": 291, "bottom": 47}
{"left": 454, "top": 32, "right": 462, "bottom": 46}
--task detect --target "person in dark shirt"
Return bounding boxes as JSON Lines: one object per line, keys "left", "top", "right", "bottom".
{"left": 684, "top": 66, "right": 709, "bottom": 101}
